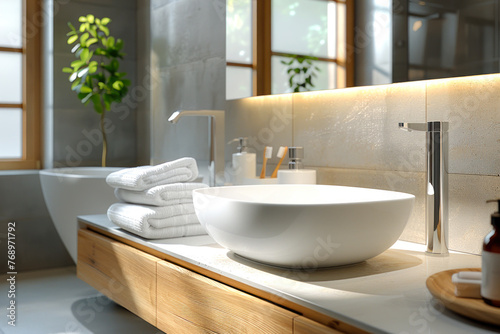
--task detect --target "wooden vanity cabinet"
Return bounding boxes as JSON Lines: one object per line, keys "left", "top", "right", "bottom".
{"left": 77, "top": 229, "right": 158, "bottom": 326}
{"left": 157, "top": 260, "right": 295, "bottom": 333}
{"left": 77, "top": 228, "right": 356, "bottom": 334}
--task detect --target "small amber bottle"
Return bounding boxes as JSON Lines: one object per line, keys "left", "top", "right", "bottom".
{"left": 482, "top": 199, "right": 500, "bottom": 307}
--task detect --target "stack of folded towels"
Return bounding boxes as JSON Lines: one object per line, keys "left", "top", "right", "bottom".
{"left": 105, "top": 157, "right": 209, "bottom": 239}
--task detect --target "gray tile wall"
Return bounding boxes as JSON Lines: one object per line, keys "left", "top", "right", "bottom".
{"left": 225, "top": 74, "right": 500, "bottom": 255}
{"left": 150, "top": 0, "right": 226, "bottom": 169}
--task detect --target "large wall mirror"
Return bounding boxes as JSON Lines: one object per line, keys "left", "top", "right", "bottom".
{"left": 227, "top": 0, "right": 500, "bottom": 99}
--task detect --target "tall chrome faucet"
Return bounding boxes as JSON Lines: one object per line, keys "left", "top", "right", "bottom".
{"left": 168, "top": 110, "right": 225, "bottom": 187}
{"left": 399, "top": 121, "right": 449, "bottom": 254}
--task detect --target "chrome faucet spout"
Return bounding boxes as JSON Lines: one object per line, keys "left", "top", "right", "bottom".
{"left": 168, "top": 110, "right": 225, "bottom": 187}
{"left": 399, "top": 121, "right": 449, "bottom": 254}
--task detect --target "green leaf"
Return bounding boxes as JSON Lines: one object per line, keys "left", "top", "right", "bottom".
{"left": 66, "top": 31, "right": 77, "bottom": 36}
{"left": 100, "top": 25, "right": 109, "bottom": 36}
{"left": 106, "top": 36, "right": 115, "bottom": 48}
{"left": 98, "top": 82, "right": 107, "bottom": 90}
{"left": 86, "top": 38, "right": 98, "bottom": 47}
{"left": 115, "top": 39, "right": 124, "bottom": 51}
{"left": 87, "top": 14, "right": 95, "bottom": 24}
{"left": 79, "top": 23, "right": 86, "bottom": 32}
{"left": 89, "top": 27, "right": 97, "bottom": 38}
{"left": 68, "top": 22, "right": 76, "bottom": 31}
{"left": 112, "top": 80, "right": 124, "bottom": 90}
{"left": 78, "top": 16, "right": 87, "bottom": 22}
{"left": 111, "top": 59, "right": 119, "bottom": 72}
{"left": 67, "top": 35, "right": 78, "bottom": 44}
{"left": 90, "top": 95, "right": 103, "bottom": 114}
{"left": 122, "top": 79, "right": 131, "bottom": 86}
{"left": 88, "top": 61, "right": 98, "bottom": 74}
{"left": 71, "top": 78, "right": 81, "bottom": 90}
{"left": 80, "top": 85, "right": 92, "bottom": 94}
{"left": 101, "top": 17, "right": 111, "bottom": 25}
{"left": 80, "top": 32, "right": 89, "bottom": 45}
{"left": 70, "top": 59, "right": 85, "bottom": 71}
{"left": 62, "top": 67, "right": 73, "bottom": 73}
{"left": 79, "top": 48, "right": 89, "bottom": 62}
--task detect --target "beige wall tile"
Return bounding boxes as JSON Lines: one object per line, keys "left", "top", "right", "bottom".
{"left": 293, "top": 81, "right": 426, "bottom": 172}
{"left": 315, "top": 167, "right": 426, "bottom": 244}
{"left": 426, "top": 74, "right": 500, "bottom": 176}
{"left": 448, "top": 174, "right": 500, "bottom": 255}
{"left": 225, "top": 94, "right": 294, "bottom": 165}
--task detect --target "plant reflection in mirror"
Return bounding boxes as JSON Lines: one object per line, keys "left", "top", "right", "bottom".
{"left": 281, "top": 54, "right": 321, "bottom": 93}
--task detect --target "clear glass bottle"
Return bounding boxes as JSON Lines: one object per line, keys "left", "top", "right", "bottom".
{"left": 482, "top": 199, "right": 500, "bottom": 307}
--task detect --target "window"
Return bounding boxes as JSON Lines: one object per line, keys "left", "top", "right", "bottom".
{"left": 226, "top": 0, "right": 353, "bottom": 99}
{"left": 0, "top": 0, "right": 41, "bottom": 169}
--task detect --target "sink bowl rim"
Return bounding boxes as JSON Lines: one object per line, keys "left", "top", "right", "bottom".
{"left": 193, "top": 184, "right": 415, "bottom": 206}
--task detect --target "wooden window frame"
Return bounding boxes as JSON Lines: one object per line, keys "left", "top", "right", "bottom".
{"left": 227, "top": 0, "right": 354, "bottom": 97}
{"left": 0, "top": 0, "right": 42, "bottom": 170}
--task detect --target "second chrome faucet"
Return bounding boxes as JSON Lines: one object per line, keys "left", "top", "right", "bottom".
{"left": 168, "top": 110, "right": 225, "bottom": 187}
{"left": 399, "top": 121, "right": 449, "bottom": 255}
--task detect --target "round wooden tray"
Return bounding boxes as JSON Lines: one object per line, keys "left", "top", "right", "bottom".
{"left": 426, "top": 268, "right": 500, "bottom": 326}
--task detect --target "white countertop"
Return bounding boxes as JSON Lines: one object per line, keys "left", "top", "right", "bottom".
{"left": 78, "top": 214, "right": 498, "bottom": 334}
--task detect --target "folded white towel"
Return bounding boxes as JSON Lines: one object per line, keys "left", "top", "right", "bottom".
{"left": 108, "top": 202, "right": 199, "bottom": 228}
{"left": 113, "top": 221, "right": 207, "bottom": 240}
{"left": 115, "top": 182, "right": 208, "bottom": 206}
{"left": 106, "top": 158, "right": 199, "bottom": 191}
{"left": 107, "top": 203, "right": 207, "bottom": 239}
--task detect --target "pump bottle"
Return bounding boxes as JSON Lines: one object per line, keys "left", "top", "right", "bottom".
{"left": 482, "top": 199, "right": 500, "bottom": 307}
{"left": 228, "top": 137, "right": 256, "bottom": 185}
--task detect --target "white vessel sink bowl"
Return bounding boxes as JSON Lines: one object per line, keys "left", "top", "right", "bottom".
{"left": 193, "top": 185, "right": 415, "bottom": 268}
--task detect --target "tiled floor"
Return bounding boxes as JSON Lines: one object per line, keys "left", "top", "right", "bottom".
{"left": 0, "top": 266, "right": 163, "bottom": 334}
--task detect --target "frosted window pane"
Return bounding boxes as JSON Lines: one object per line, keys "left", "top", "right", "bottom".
{"left": 272, "top": 0, "right": 336, "bottom": 58}
{"left": 0, "top": 108, "right": 22, "bottom": 158}
{"left": 227, "top": 0, "right": 252, "bottom": 63}
{"left": 0, "top": 52, "right": 22, "bottom": 103}
{"left": 272, "top": 55, "right": 336, "bottom": 94}
{"left": 0, "top": 0, "right": 22, "bottom": 48}
{"left": 226, "top": 66, "right": 252, "bottom": 100}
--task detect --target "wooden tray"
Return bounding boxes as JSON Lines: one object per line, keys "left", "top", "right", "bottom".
{"left": 426, "top": 268, "right": 500, "bottom": 326}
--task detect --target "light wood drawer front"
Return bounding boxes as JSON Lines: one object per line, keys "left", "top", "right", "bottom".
{"left": 77, "top": 229, "right": 158, "bottom": 325}
{"left": 157, "top": 260, "right": 296, "bottom": 334}
{"left": 294, "top": 316, "right": 344, "bottom": 334}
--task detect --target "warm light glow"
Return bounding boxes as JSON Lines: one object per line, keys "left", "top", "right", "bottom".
{"left": 237, "top": 73, "right": 500, "bottom": 104}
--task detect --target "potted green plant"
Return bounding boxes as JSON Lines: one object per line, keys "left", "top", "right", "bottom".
{"left": 63, "top": 14, "right": 130, "bottom": 167}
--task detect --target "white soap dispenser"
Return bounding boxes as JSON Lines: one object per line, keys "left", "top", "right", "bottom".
{"left": 228, "top": 137, "right": 256, "bottom": 185}
{"left": 277, "top": 147, "right": 316, "bottom": 184}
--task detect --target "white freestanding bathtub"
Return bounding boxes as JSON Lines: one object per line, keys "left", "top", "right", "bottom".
{"left": 40, "top": 167, "right": 121, "bottom": 263}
